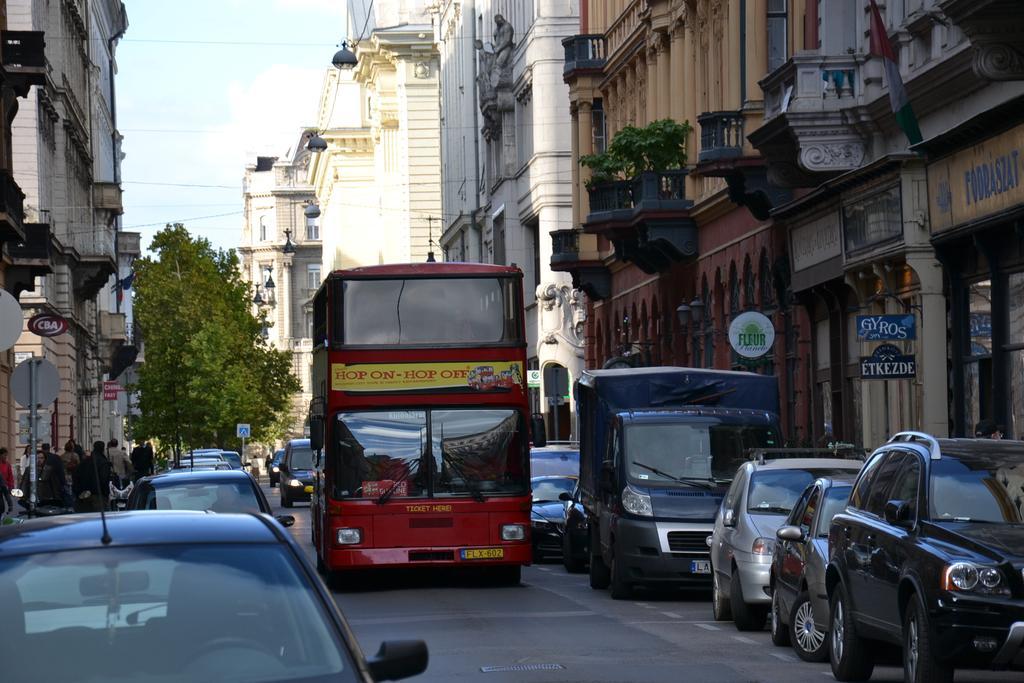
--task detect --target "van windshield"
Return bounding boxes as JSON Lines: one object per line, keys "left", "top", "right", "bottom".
{"left": 624, "top": 422, "right": 779, "bottom": 485}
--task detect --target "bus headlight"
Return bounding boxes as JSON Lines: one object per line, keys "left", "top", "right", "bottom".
{"left": 336, "top": 528, "right": 362, "bottom": 545}
{"left": 501, "top": 524, "right": 526, "bottom": 541}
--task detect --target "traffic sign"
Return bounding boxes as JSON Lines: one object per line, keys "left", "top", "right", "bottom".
{"left": 236, "top": 423, "right": 251, "bottom": 438}
{"left": 0, "top": 289, "right": 22, "bottom": 352}
{"left": 12, "top": 358, "right": 60, "bottom": 407}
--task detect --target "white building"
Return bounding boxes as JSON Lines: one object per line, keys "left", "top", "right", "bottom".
{"left": 238, "top": 134, "right": 323, "bottom": 445}
{"left": 436, "top": 0, "right": 583, "bottom": 439}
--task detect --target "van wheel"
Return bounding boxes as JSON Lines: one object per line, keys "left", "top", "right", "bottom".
{"left": 829, "top": 585, "right": 874, "bottom": 681}
{"left": 589, "top": 550, "right": 611, "bottom": 590}
{"left": 730, "top": 568, "right": 767, "bottom": 631}
{"left": 609, "top": 555, "right": 632, "bottom": 600}
{"left": 712, "top": 568, "right": 732, "bottom": 621}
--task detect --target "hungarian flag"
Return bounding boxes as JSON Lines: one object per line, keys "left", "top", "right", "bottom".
{"left": 869, "top": 0, "right": 922, "bottom": 145}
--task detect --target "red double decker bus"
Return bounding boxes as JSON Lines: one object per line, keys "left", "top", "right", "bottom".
{"left": 308, "top": 263, "right": 532, "bottom": 583}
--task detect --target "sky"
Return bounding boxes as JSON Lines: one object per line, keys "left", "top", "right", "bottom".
{"left": 116, "top": 0, "right": 347, "bottom": 254}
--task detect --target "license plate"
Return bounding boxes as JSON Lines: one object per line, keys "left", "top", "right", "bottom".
{"left": 690, "top": 560, "right": 711, "bottom": 574}
{"left": 461, "top": 548, "right": 505, "bottom": 560}
{"left": 304, "top": 485, "right": 314, "bottom": 494}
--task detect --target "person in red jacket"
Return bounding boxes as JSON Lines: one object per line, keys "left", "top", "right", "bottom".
{"left": 0, "top": 447, "right": 15, "bottom": 517}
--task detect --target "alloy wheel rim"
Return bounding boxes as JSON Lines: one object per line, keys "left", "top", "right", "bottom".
{"left": 794, "top": 601, "right": 825, "bottom": 653}
{"left": 771, "top": 591, "right": 780, "bottom": 636}
{"left": 832, "top": 600, "right": 844, "bottom": 662}
{"left": 906, "top": 617, "right": 919, "bottom": 680}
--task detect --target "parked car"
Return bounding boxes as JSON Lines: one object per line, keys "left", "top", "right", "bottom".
{"left": 530, "top": 475, "right": 576, "bottom": 562}
{"left": 559, "top": 479, "right": 589, "bottom": 573}
{"left": 827, "top": 432, "right": 1024, "bottom": 682}
{"left": 0, "top": 512, "right": 428, "bottom": 681}
{"left": 280, "top": 438, "right": 316, "bottom": 508}
{"left": 768, "top": 476, "right": 855, "bottom": 661}
{"left": 711, "top": 455, "right": 863, "bottom": 630}
{"left": 219, "top": 450, "right": 244, "bottom": 470}
{"left": 269, "top": 449, "right": 285, "bottom": 487}
{"left": 127, "top": 470, "right": 293, "bottom": 528}
{"left": 530, "top": 443, "right": 579, "bottom": 477}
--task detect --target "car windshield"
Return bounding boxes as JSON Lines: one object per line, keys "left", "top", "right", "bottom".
{"left": 930, "top": 455, "right": 1024, "bottom": 524}
{"left": 288, "top": 447, "right": 315, "bottom": 470}
{"left": 530, "top": 450, "right": 580, "bottom": 477}
{"left": 0, "top": 544, "right": 353, "bottom": 682}
{"left": 816, "top": 485, "right": 853, "bottom": 537}
{"left": 332, "top": 409, "right": 528, "bottom": 499}
{"left": 625, "top": 422, "right": 780, "bottom": 484}
{"left": 532, "top": 477, "right": 576, "bottom": 502}
{"left": 141, "top": 481, "right": 262, "bottom": 514}
{"left": 748, "top": 469, "right": 855, "bottom": 515}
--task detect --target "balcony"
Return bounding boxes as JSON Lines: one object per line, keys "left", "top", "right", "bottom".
{"left": 0, "top": 169, "right": 26, "bottom": 243}
{"left": 1, "top": 31, "right": 46, "bottom": 96}
{"left": 584, "top": 170, "right": 697, "bottom": 274}
{"left": 563, "top": 34, "right": 606, "bottom": 79}
{"left": 100, "top": 311, "right": 127, "bottom": 343}
{"left": 748, "top": 54, "right": 867, "bottom": 187}
{"left": 68, "top": 225, "right": 117, "bottom": 300}
{"left": 941, "top": 0, "right": 1024, "bottom": 81}
{"left": 698, "top": 111, "right": 745, "bottom": 164}
{"left": 93, "top": 181, "right": 123, "bottom": 215}
{"left": 4, "top": 222, "right": 52, "bottom": 297}
{"left": 549, "top": 229, "right": 610, "bottom": 300}
{"left": 117, "top": 231, "right": 141, "bottom": 258}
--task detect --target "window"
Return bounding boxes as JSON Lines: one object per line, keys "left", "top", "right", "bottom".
{"left": 743, "top": 257, "right": 755, "bottom": 309}
{"left": 815, "top": 484, "right": 853, "bottom": 537}
{"left": 748, "top": 467, "right": 855, "bottom": 515}
{"left": 259, "top": 215, "right": 267, "bottom": 241}
{"left": 592, "top": 99, "right": 607, "bottom": 154}
{"left": 849, "top": 452, "right": 885, "bottom": 510}
{"left": 966, "top": 279, "right": 993, "bottom": 433}
{"left": 305, "top": 310, "right": 314, "bottom": 339}
{"left": 799, "top": 487, "right": 821, "bottom": 537}
{"left": 306, "top": 217, "right": 319, "bottom": 240}
{"left": 930, "top": 455, "right": 1024, "bottom": 523}
{"left": 729, "top": 263, "right": 739, "bottom": 315}
{"left": 767, "top": 0, "right": 788, "bottom": 72}
{"left": 307, "top": 264, "right": 321, "bottom": 291}
{"left": 864, "top": 452, "right": 906, "bottom": 517}
{"left": 842, "top": 186, "right": 902, "bottom": 254}
{"left": 889, "top": 455, "right": 921, "bottom": 523}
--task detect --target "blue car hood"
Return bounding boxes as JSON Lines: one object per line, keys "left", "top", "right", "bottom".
{"left": 643, "top": 485, "right": 724, "bottom": 521}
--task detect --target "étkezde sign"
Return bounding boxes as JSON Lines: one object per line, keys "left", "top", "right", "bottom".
{"left": 860, "top": 343, "right": 916, "bottom": 380}
{"left": 856, "top": 314, "right": 916, "bottom": 341}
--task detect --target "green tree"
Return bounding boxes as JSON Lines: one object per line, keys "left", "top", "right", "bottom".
{"left": 131, "top": 224, "right": 300, "bottom": 458}
{"left": 580, "top": 118, "right": 693, "bottom": 185}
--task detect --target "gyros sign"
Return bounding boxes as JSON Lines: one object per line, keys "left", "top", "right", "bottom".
{"left": 28, "top": 313, "right": 69, "bottom": 337}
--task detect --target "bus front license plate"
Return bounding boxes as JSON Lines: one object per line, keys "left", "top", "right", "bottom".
{"left": 690, "top": 560, "right": 711, "bottom": 574}
{"left": 461, "top": 548, "right": 504, "bottom": 560}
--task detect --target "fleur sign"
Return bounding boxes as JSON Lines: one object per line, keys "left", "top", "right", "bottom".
{"left": 728, "top": 311, "right": 775, "bottom": 359}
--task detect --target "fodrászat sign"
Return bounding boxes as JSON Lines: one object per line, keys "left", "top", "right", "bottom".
{"left": 856, "top": 314, "right": 916, "bottom": 341}
{"left": 728, "top": 311, "right": 775, "bottom": 359}
{"left": 861, "top": 343, "right": 916, "bottom": 380}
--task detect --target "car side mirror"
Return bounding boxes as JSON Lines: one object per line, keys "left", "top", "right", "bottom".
{"left": 776, "top": 525, "right": 804, "bottom": 542}
{"left": 723, "top": 509, "right": 737, "bottom": 528}
{"left": 558, "top": 491, "right": 572, "bottom": 502}
{"left": 367, "top": 640, "right": 429, "bottom": 681}
{"left": 309, "top": 415, "right": 324, "bottom": 452}
{"left": 275, "top": 515, "right": 295, "bottom": 527}
{"left": 883, "top": 499, "right": 912, "bottom": 526}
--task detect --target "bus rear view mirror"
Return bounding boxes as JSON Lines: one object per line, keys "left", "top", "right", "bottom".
{"left": 310, "top": 415, "right": 324, "bottom": 452}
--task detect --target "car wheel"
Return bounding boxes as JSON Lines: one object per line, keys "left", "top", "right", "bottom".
{"left": 770, "top": 586, "right": 790, "bottom": 647}
{"left": 730, "top": 568, "right": 768, "bottom": 631}
{"left": 589, "top": 549, "right": 611, "bottom": 590}
{"left": 904, "top": 595, "right": 953, "bottom": 683}
{"left": 712, "top": 568, "right": 732, "bottom": 621}
{"left": 829, "top": 585, "right": 875, "bottom": 681}
{"left": 562, "top": 533, "right": 585, "bottom": 573}
{"left": 609, "top": 554, "right": 632, "bottom": 600}
{"left": 789, "top": 591, "right": 827, "bottom": 662}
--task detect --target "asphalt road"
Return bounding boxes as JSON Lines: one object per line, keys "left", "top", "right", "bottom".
{"left": 264, "top": 483, "right": 1020, "bottom": 683}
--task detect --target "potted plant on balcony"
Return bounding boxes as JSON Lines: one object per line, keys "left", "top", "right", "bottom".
{"left": 580, "top": 118, "right": 692, "bottom": 189}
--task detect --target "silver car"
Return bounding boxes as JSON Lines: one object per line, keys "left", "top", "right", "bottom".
{"left": 710, "top": 457, "right": 863, "bottom": 631}
{"left": 768, "top": 477, "right": 855, "bottom": 661}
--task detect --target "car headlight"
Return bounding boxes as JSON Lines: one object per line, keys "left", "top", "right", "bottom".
{"left": 501, "top": 524, "right": 526, "bottom": 541}
{"left": 621, "top": 486, "right": 653, "bottom": 517}
{"left": 272, "top": 466, "right": 279, "bottom": 472}
{"left": 942, "top": 562, "right": 1008, "bottom": 594}
{"left": 287, "top": 478, "right": 302, "bottom": 487}
{"left": 752, "top": 537, "right": 774, "bottom": 556}
{"left": 336, "top": 528, "right": 362, "bottom": 545}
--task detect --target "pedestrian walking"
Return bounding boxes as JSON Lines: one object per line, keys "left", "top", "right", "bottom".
{"left": 0, "top": 447, "right": 15, "bottom": 519}
{"left": 131, "top": 440, "right": 154, "bottom": 480}
{"left": 107, "top": 438, "right": 131, "bottom": 485}
{"left": 61, "top": 439, "right": 80, "bottom": 476}
{"left": 41, "top": 443, "right": 71, "bottom": 507}
{"left": 73, "top": 441, "right": 111, "bottom": 513}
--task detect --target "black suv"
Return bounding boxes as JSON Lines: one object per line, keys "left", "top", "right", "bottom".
{"left": 827, "top": 432, "right": 1024, "bottom": 682}
{"left": 279, "top": 439, "right": 316, "bottom": 508}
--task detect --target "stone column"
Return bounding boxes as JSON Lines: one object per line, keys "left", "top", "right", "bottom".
{"left": 909, "top": 253, "right": 950, "bottom": 436}
{"left": 728, "top": 0, "right": 742, "bottom": 110}
{"left": 577, "top": 100, "right": 593, "bottom": 218}
{"left": 281, "top": 255, "right": 293, "bottom": 349}
{"left": 656, "top": 36, "right": 671, "bottom": 120}
{"left": 669, "top": 28, "right": 685, "bottom": 123}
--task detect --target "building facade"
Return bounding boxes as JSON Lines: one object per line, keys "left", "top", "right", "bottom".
{"left": 437, "top": 0, "right": 584, "bottom": 439}
{"left": 9, "top": 0, "right": 128, "bottom": 452}
{"left": 557, "top": 0, "right": 813, "bottom": 444}
{"left": 239, "top": 135, "right": 322, "bottom": 445}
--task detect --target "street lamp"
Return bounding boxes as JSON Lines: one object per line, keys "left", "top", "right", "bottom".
{"left": 264, "top": 266, "right": 275, "bottom": 291}
{"left": 307, "top": 133, "right": 327, "bottom": 152}
{"left": 304, "top": 202, "right": 321, "bottom": 219}
{"left": 689, "top": 297, "right": 705, "bottom": 325}
{"left": 332, "top": 40, "right": 358, "bottom": 70}
{"left": 283, "top": 228, "right": 296, "bottom": 255}
{"left": 676, "top": 303, "right": 691, "bottom": 326}
{"left": 252, "top": 284, "right": 264, "bottom": 306}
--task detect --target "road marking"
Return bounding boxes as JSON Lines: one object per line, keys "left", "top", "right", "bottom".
{"left": 732, "top": 635, "right": 758, "bottom": 644}
{"left": 535, "top": 567, "right": 551, "bottom": 572}
{"left": 660, "top": 611, "right": 683, "bottom": 619}
{"left": 348, "top": 609, "right": 595, "bottom": 626}
{"left": 771, "top": 652, "right": 798, "bottom": 662}
{"left": 633, "top": 602, "right": 649, "bottom": 607}
{"left": 694, "top": 623, "right": 721, "bottom": 631}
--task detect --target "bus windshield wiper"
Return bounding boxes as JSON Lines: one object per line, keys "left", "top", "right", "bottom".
{"left": 631, "top": 461, "right": 712, "bottom": 489}
{"left": 443, "top": 455, "right": 486, "bottom": 502}
{"left": 377, "top": 463, "right": 417, "bottom": 505}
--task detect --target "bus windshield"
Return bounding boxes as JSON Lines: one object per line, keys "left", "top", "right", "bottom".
{"left": 340, "top": 277, "right": 522, "bottom": 346}
{"left": 332, "top": 409, "right": 528, "bottom": 499}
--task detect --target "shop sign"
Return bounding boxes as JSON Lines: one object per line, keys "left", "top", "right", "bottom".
{"left": 103, "top": 381, "right": 121, "bottom": 401}
{"left": 856, "top": 314, "right": 916, "bottom": 341}
{"left": 929, "top": 123, "right": 1024, "bottom": 233}
{"left": 28, "top": 313, "right": 69, "bottom": 337}
{"left": 860, "top": 343, "right": 916, "bottom": 380}
{"left": 527, "top": 369, "right": 541, "bottom": 389}
{"left": 331, "top": 361, "right": 524, "bottom": 393}
{"left": 728, "top": 311, "right": 775, "bottom": 359}
{"left": 791, "top": 212, "right": 842, "bottom": 272}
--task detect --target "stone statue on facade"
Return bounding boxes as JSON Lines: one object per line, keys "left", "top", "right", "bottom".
{"left": 492, "top": 14, "right": 514, "bottom": 87}
{"left": 474, "top": 39, "right": 499, "bottom": 137}
{"left": 474, "top": 16, "right": 516, "bottom": 140}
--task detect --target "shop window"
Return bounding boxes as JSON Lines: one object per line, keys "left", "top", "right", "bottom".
{"left": 965, "top": 279, "right": 993, "bottom": 434}
{"left": 843, "top": 186, "right": 902, "bottom": 255}
{"left": 1008, "top": 273, "right": 1024, "bottom": 437}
